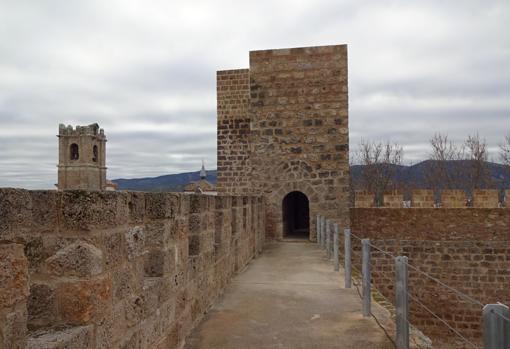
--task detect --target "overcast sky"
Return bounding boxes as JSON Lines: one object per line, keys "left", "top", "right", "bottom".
{"left": 1, "top": 0, "right": 509, "bottom": 189}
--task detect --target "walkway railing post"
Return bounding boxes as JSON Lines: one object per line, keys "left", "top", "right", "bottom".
{"left": 333, "top": 223, "right": 339, "bottom": 271}
{"left": 344, "top": 228, "right": 351, "bottom": 288}
{"left": 362, "top": 239, "right": 371, "bottom": 317}
{"left": 316, "top": 215, "right": 321, "bottom": 246}
{"left": 483, "top": 303, "right": 510, "bottom": 348}
{"left": 326, "top": 220, "right": 331, "bottom": 259}
{"left": 321, "top": 217, "right": 326, "bottom": 248}
{"left": 395, "top": 256, "right": 410, "bottom": 349}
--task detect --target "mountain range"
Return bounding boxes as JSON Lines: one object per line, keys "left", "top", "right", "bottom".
{"left": 113, "top": 161, "right": 510, "bottom": 192}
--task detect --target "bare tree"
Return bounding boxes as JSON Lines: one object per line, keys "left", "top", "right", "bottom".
{"left": 463, "top": 133, "right": 490, "bottom": 192}
{"left": 500, "top": 135, "right": 510, "bottom": 165}
{"left": 356, "top": 139, "right": 403, "bottom": 206}
{"left": 426, "top": 132, "right": 490, "bottom": 196}
{"left": 425, "top": 133, "right": 463, "bottom": 193}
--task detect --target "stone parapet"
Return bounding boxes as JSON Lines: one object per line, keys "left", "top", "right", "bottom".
{"left": 0, "top": 188, "right": 265, "bottom": 349}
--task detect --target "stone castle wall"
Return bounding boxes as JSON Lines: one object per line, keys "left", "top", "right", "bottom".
{"left": 216, "top": 69, "right": 252, "bottom": 195}
{"left": 348, "top": 207, "right": 510, "bottom": 346}
{"left": 0, "top": 188, "right": 265, "bottom": 349}
{"left": 217, "top": 45, "right": 350, "bottom": 240}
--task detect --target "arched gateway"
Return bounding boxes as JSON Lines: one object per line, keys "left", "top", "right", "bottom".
{"left": 282, "top": 191, "right": 310, "bottom": 238}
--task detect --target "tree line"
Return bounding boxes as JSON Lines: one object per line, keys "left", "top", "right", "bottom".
{"left": 352, "top": 133, "right": 510, "bottom": 205}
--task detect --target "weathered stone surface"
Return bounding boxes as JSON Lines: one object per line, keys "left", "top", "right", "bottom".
{"left": 0, "top": 243, "right": 29, "bottom": 308}
{"left": 57, "top": 277, "right": 112, "bottom": 325}
{"left": 1, "top": 305, "right": 27, "bottom": 349}
{"left": 27, "top": 325, "right": 93, "bottom": 349}
{"left": 0, "top": 188, "right": 32, "bottom": 240}
{"left": 125, "top": 226, "right": 145, "bottom": 260}
{"left": 45, "top": 241, "right": 103, "bottom": 277}
{"left": 28, "top": 282, "right": 56, "bottom": 329}
{"left": 59, "top": 191, "right": 127, "bottom": 231}
{"left": 29, "top": 190, "right": 58, "bottom": 233}
{"left": 144, "top": 249, "right": 175, "bottom": 277}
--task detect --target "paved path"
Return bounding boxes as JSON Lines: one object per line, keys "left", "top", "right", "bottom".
{"left": 185, "top": 242, "right": 394, "bottom": 349}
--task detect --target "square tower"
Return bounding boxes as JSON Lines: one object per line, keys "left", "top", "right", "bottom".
{"left": 217, "top": 44, "right": 349, "bottom": 240}
{"left": 57, "top": 123, "right": 107, "bottom": 190}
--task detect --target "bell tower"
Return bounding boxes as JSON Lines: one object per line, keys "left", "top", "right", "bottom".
{"left": 57, "top": 123, "right": 107, "bottom": 190}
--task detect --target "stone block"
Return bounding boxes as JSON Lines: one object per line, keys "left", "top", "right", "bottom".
{"left": 59, "top": 191, "right": 127, "bottom": 231}
{"left": 57, "top": 276, "right": 112, "bottom": 325}
{"left": 29, "top": 190, "right": 58, "bottom": 233}
{"left": 27, "top": 325, "right": 93, "bottom": 349}
{"left": 472, "top": 189, "right": 499, "bottom": 208}
{"left": 188, "top": 214, "right": 201, "bottom": 235}
{"left": 45, "top": 241, "right": 103, "bottom": 277}
{"left": 145, "top": 220, "right": 175, "bottom": 249}
{"left": 0, "top": 188, "right": 32, "bottom": 240}
{"left": 28, "top": 282, "right": 56, "bottom": 329}
{"left": 0, "top": 243, "right": 29, "bottom": 308}
{"left": 441, "top": 190, "right": 467, "bottom": 208}
{"left": 354, "top": 190, "right": 374, "bottom": 208}
{"left": 145, "top": 193, "right": 179, "bottom": 219}
{"left": 112, "top": 265, "right": 139, "bottom": 303}
{"left": 411, "top": 189, "right": 435, "bottom": 208}
{"left": 188, "top": 235, "right": 200, "bottom": 256}
{"left": 100, "top": 230, "right": 126, "bottom": 268}
{"left": 383, "top": 190, "right": 404, "bottom": 208}
{"left": 127, "top": 191, "right": 145, "bottom": 223}
{"left": 144, "top": 249, "right": 175, "bottom": 277}
{"left": 125, "top": 226, "right": 145, "bottom": 261}
{"left": 1, "top": 304, "right": 27, "bottom": 349}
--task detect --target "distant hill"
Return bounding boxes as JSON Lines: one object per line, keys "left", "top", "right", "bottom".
{"left": 113, "top": 161, "right": 510, "bottom": 192}
{"left": 351, "top": 160, "right": 510, "bottom": 190}
{"left": 113, "top": 170, "right": 217, "bottom": 192}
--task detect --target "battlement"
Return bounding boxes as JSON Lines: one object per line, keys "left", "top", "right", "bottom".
{"left": 58, "top": 123, "right": 106, "bottom": 139}
{"left": 354, "top": 189, "right": 506, "bottom": 208}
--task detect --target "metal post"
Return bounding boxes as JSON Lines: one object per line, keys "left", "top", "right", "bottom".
{"left": 395, "top": 256, "right": 409, "bottom": 349}
{"left": 483, "top": 303, "right": 510, "bottom": 349}
{"left": 334, "top": 223, "right": 339, "bottom": 271}
{"left": 362, "top": 239, "right": 371, "bottom": 317}
{"left": 316, "top": 215, "right": 321, "bottom": 245}
{"left": 344, "top": 228, "right": 351, "bottom": 288}
{"left": 326, "top": 220, "right": 331, "bottom": 258}
{"left": 320, "top": 216, "right": 326, "bottom": 249}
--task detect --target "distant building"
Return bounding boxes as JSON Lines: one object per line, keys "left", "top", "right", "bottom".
{"left": 184, "top": 161, "right": 216, "bottom": 195}
{"left": 57, "top": 123, "right": 116, "bottom": 191}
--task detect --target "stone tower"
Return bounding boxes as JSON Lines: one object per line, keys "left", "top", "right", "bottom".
{"left": 217, "top": 44, "right": 349, "bottom": 240}
{"left": 57, "top": 123, "right": 107, "bottom": 190}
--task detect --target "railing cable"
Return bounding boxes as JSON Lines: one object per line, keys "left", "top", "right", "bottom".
{"left": 404, "top": 262, "right": 484, "bottom": 307}
{"left": 406, "top": 291, "right": 480, "bottom": 349}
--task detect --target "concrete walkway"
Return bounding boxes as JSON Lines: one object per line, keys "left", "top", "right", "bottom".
{"left": 184, "top": 242, "right": 394, "bottom": 349}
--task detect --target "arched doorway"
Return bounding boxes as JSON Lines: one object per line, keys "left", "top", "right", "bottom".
{"left": 282, "top": 191, "right": 310, "bottom": 239}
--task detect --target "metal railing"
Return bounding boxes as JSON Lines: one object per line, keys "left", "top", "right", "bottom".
{"left": 315, "top": 215, "right": 510, "bottom": 349}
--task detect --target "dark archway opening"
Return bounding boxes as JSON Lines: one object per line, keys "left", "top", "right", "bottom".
{"left": 282, "top": 191, "right": 310, "bottom": 239}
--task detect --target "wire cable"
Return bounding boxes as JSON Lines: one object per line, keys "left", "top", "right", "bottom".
{"left": 491, "top": 309, "right": 510, "bottom": 323}
{"left": 367, "top": 242, "right": 398, "bottom": 259}
{"left": 404, "top": 262, "right": 484, "bottom": 307}
{"left": 351, "top": 232, "right": 363, "bottom": 241}
{"left": 407, "top": 291, "right": 480, "bottom": 349}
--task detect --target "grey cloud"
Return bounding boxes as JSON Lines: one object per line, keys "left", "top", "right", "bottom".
{"left": 0, "top": 0, "right": 509, "bottom": 188}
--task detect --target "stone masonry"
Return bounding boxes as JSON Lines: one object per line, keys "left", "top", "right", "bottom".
{"left": 217, "top": 45, "right": 350, "bottom": 240}
{"left": 57, "top": 123, "right": 107, "bottom": 191}
{"left": 349, "top": 207, "right": 510, "bottom": 346}
{"left": 0, "top": 188, "right": 265, "bottom": 349}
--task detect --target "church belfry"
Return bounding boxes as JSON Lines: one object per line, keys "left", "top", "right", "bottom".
{"left": 57, "top": 123, "right": 107, "bottom": 190}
